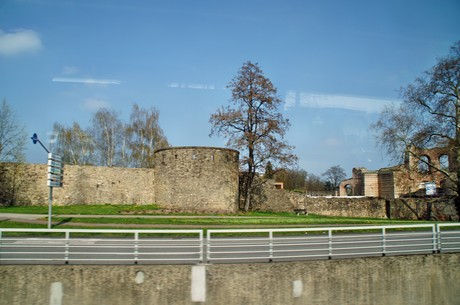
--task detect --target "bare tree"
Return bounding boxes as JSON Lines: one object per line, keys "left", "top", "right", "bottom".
{"left": 322, "top": 165, "right": 346, "bottom": 193}
{"left": 210, "top": 61, "right": 297, "bottom": 211}
{"left": 274, "top": 168, "right": 308, "bottom": 191}
{"left": 53, "top": 122, "right": 95, "bottom": 165}
{"left": 0, "top": 99, "right": 26, "bottom": 163}
{"left": 305, "top": 173, "right": 326, "bottom": 194}
{"left": 125, "top": 103, "right": 169, "bottom": 168}
{"left": 90, "top": 108, "right": 123, "bottom": 167}
{"left": 372, "top": 41, "right": 460, "bottom": 217}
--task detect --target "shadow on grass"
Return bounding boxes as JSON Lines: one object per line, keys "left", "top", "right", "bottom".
{"left": 53, "top": 217, "right": 73, "bottom": 227}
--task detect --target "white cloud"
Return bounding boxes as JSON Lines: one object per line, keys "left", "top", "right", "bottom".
{"left": 81, "top": 98, "right": 110, "bottom": 111}
{"left": 168, "top": 82, "right": 215, "bottom": 90}
{"left": 62, "top": 65, "right": 79, "bottom": 75}
{"left": 312, "top": 115, "right": 324, "bottom": 126}
{"left": 323, "top": 138, "right": 341, "bottom": 147}
{"left": 52, "top": 77, "right": 121, "bottom": 85}
{"left": 285, "top": 91, "right": 398, "bottom": 114}
{"left": 0, "top": 28, "right": 42, "bottom": 56}
{"left": 284, "top": 90, "right": 297, "bottom": 110}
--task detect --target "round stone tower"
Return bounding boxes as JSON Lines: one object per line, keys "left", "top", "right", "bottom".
{"left": 153, "top": 146, "right": 239, "bottom": 213}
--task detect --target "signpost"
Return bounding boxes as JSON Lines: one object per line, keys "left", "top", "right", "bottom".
{"left": 47, "top": 153, "right": 63, "bottom": 188}
{"left": 31, "top": 133, "right": 64, "bottom": 229}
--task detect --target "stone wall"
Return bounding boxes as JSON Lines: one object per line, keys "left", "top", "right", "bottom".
{"left": 260, "top": 182, "right": 458, "bottom": 220}
{"left": 153, "top": 147, "right": 239, "bottom": 213}
{"left": 0, "top": 163, "right": 155, "bottom": 206}
{"left": 0, "top": 146, "right": 240, "bottom": 212}
{"left": 1, "top": 161, "right": 458, "bottom": 220}
{"left": 1, "top": 254, "right": 459, "bottom": 305}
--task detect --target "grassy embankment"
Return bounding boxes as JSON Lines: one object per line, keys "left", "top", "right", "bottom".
{"left": 0, "top": 204, "right": 436, "bottom": 229}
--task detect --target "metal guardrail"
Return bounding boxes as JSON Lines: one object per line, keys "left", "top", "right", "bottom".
{"left": 437, "top": 223, "right": 460, "bottom": 253}
{"left": 0, "top": 225, "right": 459, "bottom": 264}
{"left": 0, "top": 228, "right": 203, "bottom": 264}
{"left": 206, "top": 224, "right": 460, "bottom": 263}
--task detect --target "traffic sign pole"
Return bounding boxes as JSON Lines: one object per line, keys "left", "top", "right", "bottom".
{"left": 31, "top": 134, "right": 64, "bottom": 229}
{"left": 48, "top": 187, "right": 53, "bottom": 229}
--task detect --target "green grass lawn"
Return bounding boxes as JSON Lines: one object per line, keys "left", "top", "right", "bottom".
{"left": 0, "top": 204, "right": 161, "bottom": 215}
{"left": 0, "top": 204, "right": 434, "bottom": 229}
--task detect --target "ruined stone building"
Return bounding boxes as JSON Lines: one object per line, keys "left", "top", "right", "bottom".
{"left": 339, "top": 146, "right": 456, "bottom": 199}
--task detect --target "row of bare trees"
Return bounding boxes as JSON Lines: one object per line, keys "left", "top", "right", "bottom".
{"left": 264, "top": 162, "right": 347, "bottom": 194}
{"left": 53, "top": 104, "right": 169, "bottom": 168}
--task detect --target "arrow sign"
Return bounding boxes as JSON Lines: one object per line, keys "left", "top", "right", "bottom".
{"left": 48, "top": 153, "right": 62, "bottom": 162}
{"left": 47, "top": 180, "right": 63, "bottom": 187}
{"left": 48, "top": 159, "right": 62, "bottom": 168}
{"left": 47, "top": 173, "right": 63, "bottom": 181}
{"left": 48, "top": 166, "right": 63, "bottom": 175}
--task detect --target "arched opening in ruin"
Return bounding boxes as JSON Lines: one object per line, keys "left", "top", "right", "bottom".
{"left": 439, "top": 154, "right": 449, "bottom": 171}
{"left": 345, "top": 184, "right": 353, "bottom": 196}
{"left": 418, "top": 155, "right": 430, "bottom": 173}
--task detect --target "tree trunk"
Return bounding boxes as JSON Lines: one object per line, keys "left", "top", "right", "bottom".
{"left": 453, "top": 97, "right": 460, "bottom": 216}
{"left": 243, "top": 194, "right": 250, "bottom": 212}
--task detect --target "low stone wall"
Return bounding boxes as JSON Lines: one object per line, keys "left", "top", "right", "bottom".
{"left": 260, "top": 184, "right": 458, "bottom": 220}
{"left": 1, "top": 254, "right": 458, "bottom": 305}
{"left": 300, "top": 196, "right": 387, "bottom": 218}
{"left": 259, "top": 186, "right": 387, "bottom": 217}
{"left": 389, "top": 197, "right": 459, "bottom": 221}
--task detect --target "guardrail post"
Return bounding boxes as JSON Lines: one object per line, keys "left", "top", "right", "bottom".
{"left": 64, "top": 231, "right": 70, "bottom": 264}
{"left": 382, "top": 228, "right": 386, "bottom": 257}
{"left": 206, "top": 230, "right": 211, "bottom": 263}
{"left": 199, "top": 230, "right": 203, "bottom": 263}
{"left": 134, "top": 232, "right": 139, "bottom": 264}
{"left": 436, "top": 224, "right": 442, "bottom": 253}
{"left": 432, "top": 225, "right": 438, "bottom": 254}
{"left": 269, "top": 231, "right": 273, "bottom": 262}
{"left": 328, "top": 230, "right": 332, "bottom": 259}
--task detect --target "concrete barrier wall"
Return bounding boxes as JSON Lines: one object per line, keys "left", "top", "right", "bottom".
{"left": 1, "top": 254, "right": 459, "bottom": 305}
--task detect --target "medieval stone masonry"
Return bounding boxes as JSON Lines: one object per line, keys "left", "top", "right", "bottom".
{"left": 1, "top": 145, "right": 457, "bottom": 219}
{"left": 0, "top": 146, "right": 240, "bottom": 213}
{"left": 153, "top": 146, "right": 240, "bottom": 213}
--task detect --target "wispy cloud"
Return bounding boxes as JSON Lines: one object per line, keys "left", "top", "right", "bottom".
{"left": 61, "top": 65, "right": 79, "bottom": 75}
{"left": 284, "top": 90, "right": 297, "bottom": 110}
{"left": 52, "top": 77, "right": 121, "bottom": 85}
{"left": 322, "top": 138, "right": 342, "bottom": 147}
{"left": 169, "top": 82, "right": 215, "bottom": 90}
{"left": 81, "top": 98, "right": 110, "bottom": 111}
{"left": 284, "top": 91, "right": 399, "bottom": 113}
{"left": 0, "top": 28, "right": 42, "bottom": 56}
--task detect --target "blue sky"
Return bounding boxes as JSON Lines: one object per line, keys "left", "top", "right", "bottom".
{"left": 0, "top": 0, "right": 459, "bottom": 177}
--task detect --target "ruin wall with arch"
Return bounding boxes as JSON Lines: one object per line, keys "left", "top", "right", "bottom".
{"left": 339, "top": 146, "right": 456, "bottom": 199}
